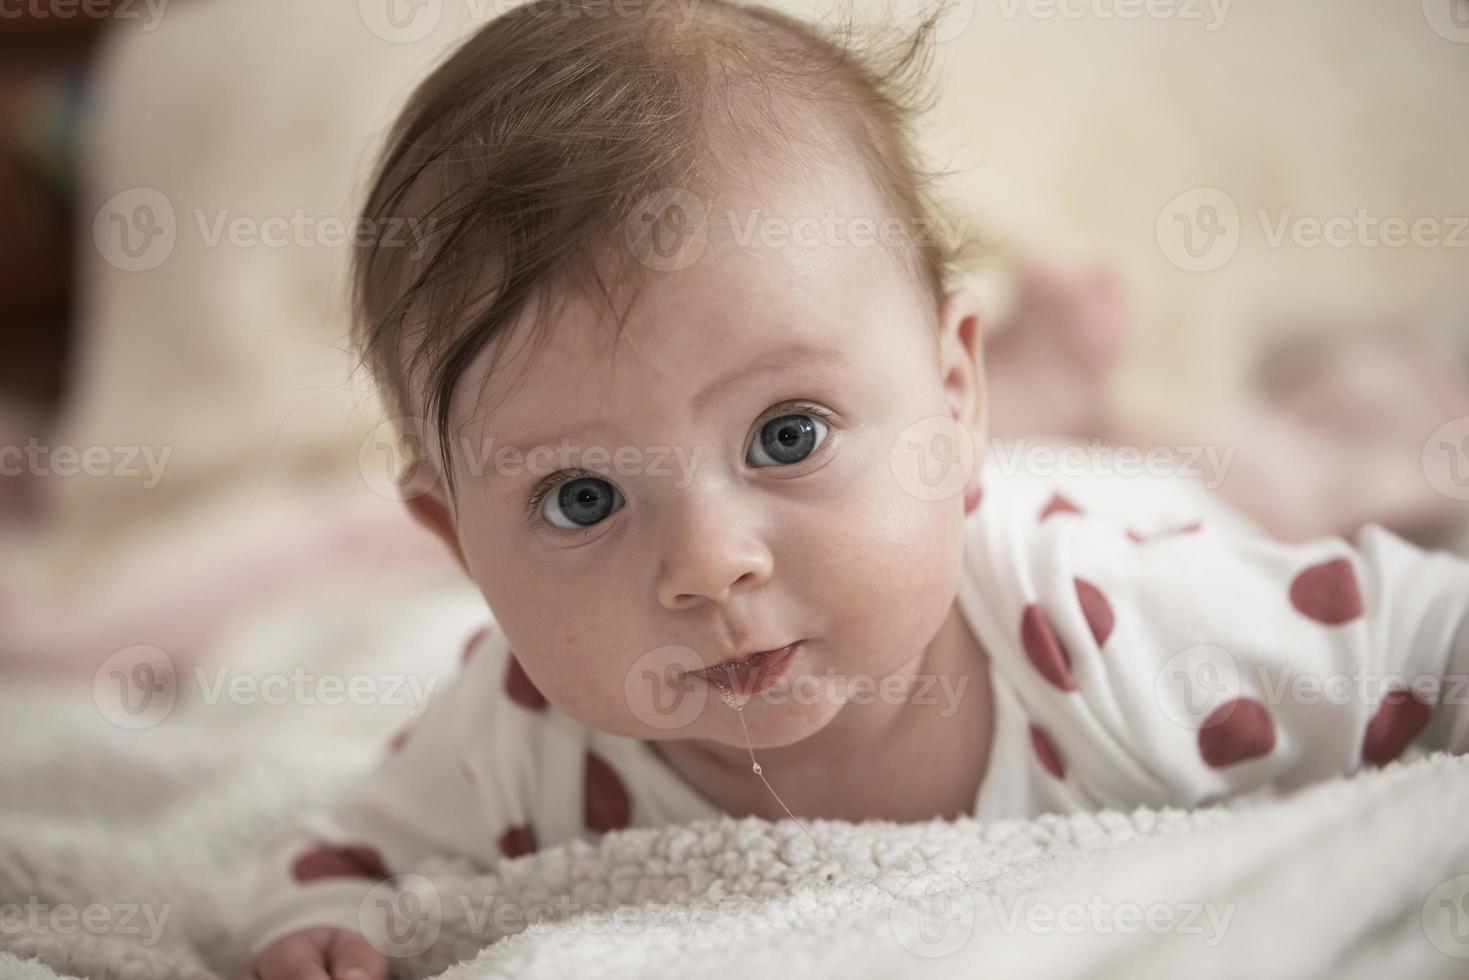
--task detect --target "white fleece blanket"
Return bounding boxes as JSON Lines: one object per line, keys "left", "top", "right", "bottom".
{"left": 4, "top": 634, "right": 1469, "bottom": 980}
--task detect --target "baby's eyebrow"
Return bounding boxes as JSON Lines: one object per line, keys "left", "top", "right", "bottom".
{"left": 492, "top": 341, "right": 849, "bottom": 461}
{"left": 688, "top": 341, "right": 848, "bottom": 416}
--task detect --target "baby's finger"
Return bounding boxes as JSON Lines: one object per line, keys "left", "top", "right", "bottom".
{"left": 257, "top": 937, "right": 332, "bottom": 980}
{"left": 325, "top": 930, "right": 390, "bottom": 980}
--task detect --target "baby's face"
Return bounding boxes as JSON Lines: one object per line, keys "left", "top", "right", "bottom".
{"left": 427, "top": 165, "right": 983, "bottom": 750}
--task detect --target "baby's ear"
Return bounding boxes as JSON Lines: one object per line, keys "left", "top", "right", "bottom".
{"left": 405, "top": 484, "right": 470, "bottom": 575}
{"left": 937, "top": 286, "right": 986, "bottom": 442}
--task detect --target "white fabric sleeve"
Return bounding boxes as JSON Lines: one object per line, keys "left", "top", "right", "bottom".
{"left": 979, "top": 496, "right": 1469, "bottom": 811}
{"left": 236, "top": 624, "right": 510, "bottom": 959}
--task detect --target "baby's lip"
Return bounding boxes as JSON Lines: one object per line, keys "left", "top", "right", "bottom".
{"left": 694, "top": 641, "right": 800, "bottom": 676}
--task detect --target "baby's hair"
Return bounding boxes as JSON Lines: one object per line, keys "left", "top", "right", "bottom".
{"left": 350, "top": 0, "right": 981, "bottom": 505}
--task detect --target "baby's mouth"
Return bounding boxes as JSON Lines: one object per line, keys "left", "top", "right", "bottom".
{"left": 692, "top": 641, "right": 802, "bottom": 695}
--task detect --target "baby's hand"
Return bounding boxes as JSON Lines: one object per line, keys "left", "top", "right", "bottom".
{"left": 234, "top": 926, "right": 389, "bottom": 980}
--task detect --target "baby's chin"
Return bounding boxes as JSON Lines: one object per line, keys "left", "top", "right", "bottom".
{"left": 647, "top": 665, "right": 855, "bottom": 750}
{"left": 689, "top": 685, "right": 846, "bottom": 750}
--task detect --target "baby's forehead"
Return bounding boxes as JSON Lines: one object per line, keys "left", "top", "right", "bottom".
{"left": 435, "top": 154, "right": 936, "bottom": 443}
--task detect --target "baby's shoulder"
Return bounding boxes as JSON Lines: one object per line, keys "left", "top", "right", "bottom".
{"left": 451, "top": 621, "right": 591, "bottom": 780}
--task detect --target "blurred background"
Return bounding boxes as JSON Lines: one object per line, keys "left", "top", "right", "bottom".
{"left": 0, "top": 4, "right": 1466, "bottom": 974}
{"left": 0, "top": 0, "right": 1466, "bottom": 678}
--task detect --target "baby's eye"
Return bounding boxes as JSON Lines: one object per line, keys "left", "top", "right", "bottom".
{"left": 747, "top": 410, "right": 830, "bottom": 467}
{"left": 537, "top": 475, "right": 624, "bottom": 530}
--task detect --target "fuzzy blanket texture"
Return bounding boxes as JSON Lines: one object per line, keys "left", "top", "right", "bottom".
{"left": 3, "top": 646, "right": 1469, "bottom": 980}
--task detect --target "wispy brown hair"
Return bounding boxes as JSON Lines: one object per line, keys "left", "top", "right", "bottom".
{"left": 351, "top": 0, "right": 980, "bottom": 505}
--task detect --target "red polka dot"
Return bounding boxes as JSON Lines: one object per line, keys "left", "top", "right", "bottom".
{"left": 1030, "top": 724, "right": 1065, "bottom": 779}
{"left": 1021, "top": 604, "right": 1075, "bottom": 691}
{"left": 504, "top": 654, "right": 548, "bottom": 711}
{"left": 1074, "top": 578, "right": 1114, "bottom": 648}
{"left": 291, "top": 843, "right": 390, "bottom": 884}
{"left": 1039, "top": 492, "right": 1082, "bottom": 522}
{"left": 584, "top": 751, "right": 632, "bottom": 833}
{"left": 1126, "top": 521, "right": 1202, "bottom": 544}
{"left": 498, "top": 824, "right": 539, "bottom": 859}
{"left": 1362, "top": 687, "right": 1433, "bottom": 767}
{"left": 461, "top": 624, "right": 492, "bottom": 664}
{"left": 964, "top": 484, "right": 984, "bottom": 515}
{"left": 1289, "top": 558, "right": 1364, "bottom": 626}
{"left": 388, "top": 724, "right": 414, "bottom": 752}
{"left": 1198, "top": 698, "right": 1275, "bottom": 768}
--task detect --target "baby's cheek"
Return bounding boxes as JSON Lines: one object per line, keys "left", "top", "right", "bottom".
{"left": 528, "top": 646, "right": 647, "bottom": 734}
{"left": 832, "top": 486, "right": 963, "bottom": 661}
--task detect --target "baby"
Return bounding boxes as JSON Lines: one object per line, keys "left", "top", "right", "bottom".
{"left": 233, "top": 1, "right": 1469, "bottom": 977}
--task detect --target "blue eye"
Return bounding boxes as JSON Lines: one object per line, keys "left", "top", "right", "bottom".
{"left": 535, "top": 474, "right": 624, "bottom": 530}
{"left": 747, "top": 411, "right": 830, "bottom": 467}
